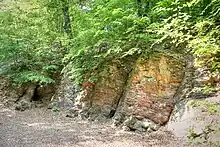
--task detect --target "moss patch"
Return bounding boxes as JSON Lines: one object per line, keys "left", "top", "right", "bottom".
{"left": 189, "top": 100, "right": 220, "bottom": 115}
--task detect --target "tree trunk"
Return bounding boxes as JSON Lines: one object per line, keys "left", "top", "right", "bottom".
{"left": 136, "top": 0, "right": 142, "bottom": 16}
{"left": 62, "top": 6, "right": 72, "bottom": 38}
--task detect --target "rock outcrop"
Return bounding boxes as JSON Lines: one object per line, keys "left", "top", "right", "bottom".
{"left": 115, "top": 54, "right": 184, "bottom": 125}
{"left": 0, "top": 76, "right": 56, "bottom": 111}
{"left": 49, "top": 75, "right": 80, "bottom": 110}
{"left": 15, "top": 84, "right": 37, "bottom": 111}
{"left": 66, "top": 59, "right": 135, "bottom": 120}
{"left": 51, "top": 52, "right": 185, "bottom": 132}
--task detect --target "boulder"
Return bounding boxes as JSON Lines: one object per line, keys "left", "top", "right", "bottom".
{"left": 121, "top": 116, "right": 159, "bottom": 132}
{"left": 15, "top": 100, "right": 31, "bottom": 111}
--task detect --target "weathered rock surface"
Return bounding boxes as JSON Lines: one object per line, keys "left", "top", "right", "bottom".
{"left": 50, "top": 53, "right": 185, "bottom": 132}
{"left": 69, "top": 59, "right": 134, "bottom": 120}
{"left": 0, "top": 76, "right": 56, "bottom": 111}
{"left": 49, "top": 75, "right": 80, "bottom": 109}
{"left": 36, "top": 84, "right": 56, "bottom": 103}
{"left": 0, "top": 77, "right": 18, "bottom": 108}
{"left": 115, "top": 53, "right": 184, "bottom": 125}
{"left": 15, "top": 84, "right": 45, "bottom": 111}
{"left": 167, "top": 92, "right": 220, "bottom": 146}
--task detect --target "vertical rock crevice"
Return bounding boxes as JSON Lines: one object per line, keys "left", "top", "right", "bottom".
{"left": 81, "top": 57, "right": 138, "bottom": 120}
{"left": 111, "top": 58, "right": 139, "bottom": 118}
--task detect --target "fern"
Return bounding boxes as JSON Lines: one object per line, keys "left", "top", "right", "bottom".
{"left": 12, "top": 71, "right": 55, "bottom": 85}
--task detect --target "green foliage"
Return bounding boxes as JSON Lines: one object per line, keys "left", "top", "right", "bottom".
{"left": 187, "top": 125, "right": 218, "bottom": 145}
{"left": 154, "top": 0, "right": 220, "bottom": 76}
{"left": 189, "top": 100, "right": 220, "bottom": 114}
{"left": 1, "top": 0, "right": 219, "bottom": 86}
{"left": 12, "top": 71, "right": 55, "bottom": 85}
{"left": 0, "top": 0, "right": 64, "bottom": 84}
{"left": 66, "top": 0, "right": 219, "bottom": 85}
{"left": 66, "top": 0, "right": 158, "bottom": 84}
{"left": 189, "top": 19, "right": 220, "bottom": 73}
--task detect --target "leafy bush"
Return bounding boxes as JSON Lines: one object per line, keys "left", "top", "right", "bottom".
{"left": 154, "top": 0, "right": 220, "bottom": 76}
{"left": 11, "top": 71, "right": 55, "bottom": 85}
{"left": 1, "top": 0, "right": 219, "bottom": 87}
{"left": 0, "top": 0, "right": 64, "bottom": 85}
{"left": 65, "top": 0, "right": 160, "bottom": 84}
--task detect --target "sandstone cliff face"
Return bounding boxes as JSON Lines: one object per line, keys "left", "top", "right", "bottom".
{"left": 116, "top": 54, "right": 184, "bottom": 125}
{"left": 52, "top": 53, "right": 185, "bottom": 131}
{"left": 68, "top": 59, "right": 135, "bottom": 120}
{"left": 87, "top": 62, "right": 130, "bottom": 117}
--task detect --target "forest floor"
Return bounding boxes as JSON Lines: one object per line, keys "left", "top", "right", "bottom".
{"left": 0, "top": 104, "right": 184, "bottom": 147}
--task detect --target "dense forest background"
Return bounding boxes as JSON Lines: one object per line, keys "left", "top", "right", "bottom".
{"left": 0, "top": 0, "right": 219, "bottom": 87}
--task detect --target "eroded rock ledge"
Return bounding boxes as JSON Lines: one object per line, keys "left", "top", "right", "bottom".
{"left": 50, "top": 52, "right": 185, "bottom": 132}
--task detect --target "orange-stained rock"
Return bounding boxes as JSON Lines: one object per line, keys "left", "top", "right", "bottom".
{"left": 74, "top": 59, "right": 135, "bottom": 119}
{"left": 116, "top": 54, "right": 184, "bottom": 125}
{"left": 92, "top": 63, "right": 128, "bottom": 107}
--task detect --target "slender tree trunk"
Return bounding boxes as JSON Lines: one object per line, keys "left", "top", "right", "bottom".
{"left": 136, "top": 0, "right": 142, "bottom": 16}
{"left": 62, "top": 5, "right": 72, "bottom": 38}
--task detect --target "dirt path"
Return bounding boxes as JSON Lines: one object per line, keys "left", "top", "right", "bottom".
{"left": 0, "top": 104, "right": 183, "bottom": 147}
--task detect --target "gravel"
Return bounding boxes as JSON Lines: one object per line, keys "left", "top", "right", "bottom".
{"left": 0, "top": 107, "right": 182, "bottom": 147}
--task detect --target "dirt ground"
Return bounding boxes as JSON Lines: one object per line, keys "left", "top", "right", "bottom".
{"left": 0, "top": 104, "right": 185, "bottom": 147}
